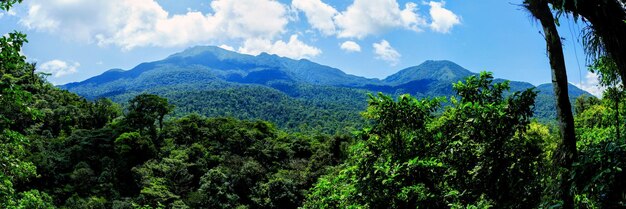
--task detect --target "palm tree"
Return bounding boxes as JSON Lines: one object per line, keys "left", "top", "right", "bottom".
{"left": 524, "top": 1, "right": 577, "bottom": 208}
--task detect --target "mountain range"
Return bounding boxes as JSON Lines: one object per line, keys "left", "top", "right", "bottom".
{"left": 61, "top": 46, "right": 591, "bottom": 132}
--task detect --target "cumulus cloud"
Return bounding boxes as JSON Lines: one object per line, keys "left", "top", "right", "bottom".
{"left": 238, "top": 35, "right": 321, "bottom": 59}
{"left": 292, "top": 0, "right": 338, "bottom": 35}
{"left": 39, "top": 60, "right": 79, "bottom": 78}
{"left": 373, "top": 40, "right": 400, "bottom": 66}
{"left": 575, "top": 72, "right": 606, "bottom": 98}
{"left": 340, "top": 41, "right": 361, "bottom": 52}
{"left": 292, "top": 0, "right": 460, "bottom": 38}
{"left": 428, "top": 1, "right": 461, "bottom": 33}
{"left": 334, "top": 0, "right": 425, "bottom": 39}
{"left": 20, "top": 0, "right": 288, "bottom": 50}
{"left": 18, "top": 0, "right": 460, "bottom": 63}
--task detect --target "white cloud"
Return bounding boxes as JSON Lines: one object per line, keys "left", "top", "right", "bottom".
{"left": 292, "top": 0, "right": 338, "bottom": 35}
{"left": 39, "top": 60, "right": 79, "bottom": 78}
{"left": 575, "top": 72, "right": 606, "bottom": 97}
{"left": 20, "top": 0, "right": 288, "bottom": 50}
{"left": 238, "top": 35, "right": 321, "bottom": 59}
{"left": 340, "top": 41, "right": 361, "bottom": 52}
{"left": 334, "top": 0, "right": 426, "bottom": 39}
{"left": 373, "top": 40, "right": 400, "bottom": 66}
{"left": 428, "top": 1, "right": 460, "bottom": 33}
{"left": 292, "top": 0, "right": 460, "bottom": 39}
{"left": 0, "top": 10, "right": 16, "bottom": 18}
{"left": 18, "top": 0, "right": 460, "bottom": 60}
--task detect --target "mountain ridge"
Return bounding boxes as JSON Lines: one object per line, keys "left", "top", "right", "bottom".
{"left": 60, "top": 46, "right": 592, "bottom": 130}
{"left": 63, "top": 46, "right": 585, "bottom": 95}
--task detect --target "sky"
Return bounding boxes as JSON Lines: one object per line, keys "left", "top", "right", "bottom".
{"left": 0, "top": 0, "right": 604, "bottom": 96}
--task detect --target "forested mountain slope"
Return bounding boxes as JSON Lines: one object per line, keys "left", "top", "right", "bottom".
{"left": 61, "top": 46, "right": 591, "bottom": 132}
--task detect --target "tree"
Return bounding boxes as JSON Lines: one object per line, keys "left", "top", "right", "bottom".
{"left": 573, "top": 95, "right": 626, "bottom": 207}
{"left": 590, "top": 57, "right": 623, "bottom": 140}
{"left": 524, "top": 1, "right": 578, "bottom": 207}
{"left": 125, "top": 94, "right": 174, "bottom": 134}
{"left": 0, "top": 0, "right": 22, "bottom": 11}
{"left": 440, "top": 73, "right": 541, "bottom": 208}
{"left": 132, "top": 149, "right": 194, "bottom": 208}
{"left": 543, "top": 0, "right": 626, "bottom": 88}
{"left": 0, "top": 1, "right": 54, "bottom": 208}
{"left": 574, "top": 95, "right": 600, "bottom": 115}
{"left": 604, "top": 87, "right": 624, "bottom": 140}
{"left": 305, "top": 72, "right": 543, "bottom": 208}
{"left": 0, "top": 31, "right": 40, "bottom": 132}
{"left": 90, "top": 98, "right": 122, "bottom": 129}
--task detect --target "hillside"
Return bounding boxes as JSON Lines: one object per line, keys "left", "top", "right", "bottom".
{"left": 61, "top": 46, "right": 592, "bottom": 132}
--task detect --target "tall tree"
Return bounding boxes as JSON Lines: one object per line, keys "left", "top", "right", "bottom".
{"left": 305, "top": 72, "right": 542, "bottom": 208}
{"left": 546, "top": 0, "right": 626, "bottom": 87}
{"left": 125, "top": 93, "right": 174, "bottom": 134}
{"left": 0, "top": 1, "right": 55, "bottom": 208}
{"left": 524, "top": 1, "right": 577, "bottom": 208}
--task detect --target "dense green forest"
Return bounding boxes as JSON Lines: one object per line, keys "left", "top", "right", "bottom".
{"left": 58, "top": 41, "right": 591, "bottom": 133}
{"left": 108, "top": 83, "right": 370, "bottom": 134}
{"left": 3, "top": 0, "right": 626, "bottom": 208}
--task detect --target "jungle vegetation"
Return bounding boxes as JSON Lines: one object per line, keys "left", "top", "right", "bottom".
{"left": 2, "top": 0, "right": 626, "bottom": 208}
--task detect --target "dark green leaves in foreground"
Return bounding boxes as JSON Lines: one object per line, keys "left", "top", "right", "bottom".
{"left": 3, "top": 58, "right": 626, "bottom": 208}
{"left": 0, "top": 0, "right": 21, "bottom": 11}
{"left": 305, "top": 72, "right": 543, "bottom": 208}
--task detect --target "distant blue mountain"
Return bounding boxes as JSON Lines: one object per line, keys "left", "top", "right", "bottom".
{"left": 60, "top": 45, "right": 592, "bottom": 125}
{"left": 384, "top": 60, "right": 474, "bottom": 85}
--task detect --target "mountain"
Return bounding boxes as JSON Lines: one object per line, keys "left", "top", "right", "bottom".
{"left": 533, "top": 83, "right": 592, "bottom": 120}
{"left": 60, "top": 46, "right": 592, "bottom": 132}
{"left": 384, "top": 60, "right": 474, "bottom": 85}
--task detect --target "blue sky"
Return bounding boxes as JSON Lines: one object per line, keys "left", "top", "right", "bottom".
{"left": 0, "top": 0, "right": 602, "bottom": 96}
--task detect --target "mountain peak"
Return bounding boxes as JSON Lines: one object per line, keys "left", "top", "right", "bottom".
{"left": 257, "top": 52, "right": 274, "bottom": 57}
{"left": 167, "top": 45, "right": 243, "bottom": 60}
{"left": 104, "top": 68, "right": 124, "bottom": 73}
{"left": 255, "top": 52, "right": 282, "bottom": 61}
{"left": 383, "top": 60, "right": 474, "bottom": 85}
{"left": 423, "top": 59, "right": 456, "bottom": 64}
{"left": 420, "top": 60, "right": 466, "bottom": 70}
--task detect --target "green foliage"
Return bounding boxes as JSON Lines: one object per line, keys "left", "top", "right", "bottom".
{"left": 589, "top": 56, "right": 621, "bottom": 86}
{"left": 0, "top": 130, "right": 39, "bottom": 208}
{"left": 0, "top": 0, "right": 21, "bottom": 11}
{"left": 0, "top": 32, "right": 28, "bottom": 80}
{"left": 571, "top": 94, "right": 626, "bottom": 208}
{"left": 0, "top": 4, "right": 55, "bottom": 206}
{"left": 0, "top": 7, "right": 622, "bottom": 206}
{"left": 14, "top": 190, "right": 55, "bottom": 209}
{"left": 132, "top": 149, "right": 192, "bottom": 205}
{"left": 17, "top": 93, "right": 348, "bottom": 209}
{"left": 575, "top": 95, "right": 601, "bottom": 115}
{"left": 91, "top": 98, "right": 122, "bottom": 128}
{"left": 62, "top": 48, "right": 587, "bottom": 134}
{"left": 2, "top": 60, "right": 622, "bottom": 209}
{"left": 110, "top": 84, "right": 368, "bottom": 134}
{"left": 305, "top": 72, "right": 543, "bottom": 208}
{"left": 124, "top": 93, "right": 173, "bottom": 133}
{"left": 0, "top": 32, "right": 44, "bottom": 132}
{"left": 439, "top": 72, "right": 541, "bottom": 207}
{"left": 115, "top": 131, "right": 157, "bottom": 161}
